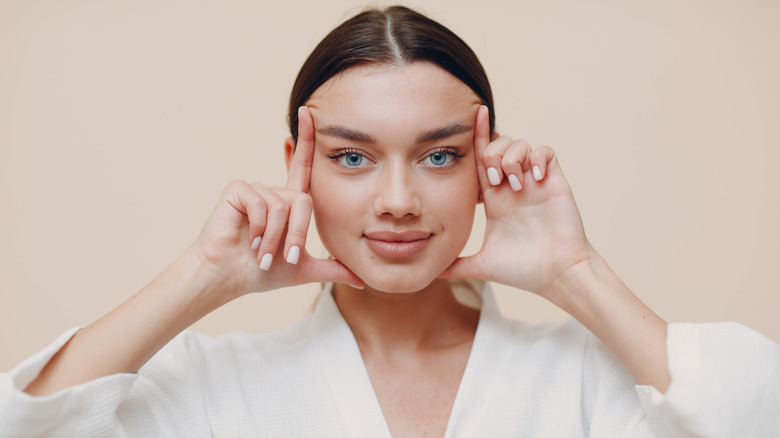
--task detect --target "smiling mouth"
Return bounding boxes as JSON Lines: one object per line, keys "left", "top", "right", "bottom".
{"left": 363, "top": 230, "right": 432, "bottom": 259}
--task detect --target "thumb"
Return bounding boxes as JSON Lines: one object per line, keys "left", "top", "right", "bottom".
{"left": 302, "top": 256, "right": 365, "bottom": 289}
{"left": 438, "top": 255, "right": 484, "bottom": 281}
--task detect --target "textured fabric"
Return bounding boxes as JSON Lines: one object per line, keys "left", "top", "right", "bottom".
{"left": 1, "top": 281, "right": 778, "bottom": 437}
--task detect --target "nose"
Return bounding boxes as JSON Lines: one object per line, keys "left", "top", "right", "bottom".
{"left": 373, "top": 161, "right": 422, "bottom": 218}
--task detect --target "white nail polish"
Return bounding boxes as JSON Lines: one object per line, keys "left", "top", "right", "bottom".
{"left": 251, "top": 236, "right": 262, "bottom": 250}
{"left": 487, "top": 167, "right": 500, "bottom": 185}
{"left": 286, "top": 246, "right": 300, "bottom": 265}
{"left": 508, "top": 174, "right": 522, "bottom": 191}
{"left": 259, "top": 253, "right": 273, "bottom": 270}
{"left": 533, "top": 165, "right": 542, "bottom": 181}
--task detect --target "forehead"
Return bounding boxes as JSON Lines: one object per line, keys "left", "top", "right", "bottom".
{"left": 306, "top": 62, "right": 481, "bottom": 140}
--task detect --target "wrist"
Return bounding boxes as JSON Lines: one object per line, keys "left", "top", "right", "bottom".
{"left": 544, "top": 247, "right": 670, "bottom": 391}
{"left": 543, "top": 245, "right": 605, "bottom": 309}
{"left": 159, "top": 248, "right": 239, "bottom": 318}
{"left": 543, "top": 248, "right": 646, "bottom": 327}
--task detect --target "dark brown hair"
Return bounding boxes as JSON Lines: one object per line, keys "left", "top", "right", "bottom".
{"left": 287, "top": 5, "right": 494, "bottom": 142}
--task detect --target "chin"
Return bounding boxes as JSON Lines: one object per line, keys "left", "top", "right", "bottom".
{"left": 348, "top": 264, "right": 446, "bottom": 293}
{"left": 325, "top": 242, "right": 463, "bottom": 293}
{"left": 363, "top": 277, "right": 435, "bottom": 293}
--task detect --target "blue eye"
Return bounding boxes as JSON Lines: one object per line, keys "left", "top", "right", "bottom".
{"left": 327, "top": 149, "right": 370, "bottom": 168}
{"left": 344, "top": 153, "right": 363, "bottom": 167}
{"left": 425, "top": 148, "right": 464, "bottom": 167}
{"left": 430, "top": 152, "right": 448, "bottom": 166}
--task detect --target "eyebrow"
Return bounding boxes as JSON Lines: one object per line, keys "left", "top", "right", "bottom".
{"left": 316, "top": 123, "right": 473, "bottom": 145}
{"left": 416, "top": 123, "right": 472, "bottom": 144}
{"left": 316, "top": 125, "right": 376, "bottom": 144}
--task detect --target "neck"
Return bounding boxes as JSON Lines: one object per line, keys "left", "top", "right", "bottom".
{"left": 332, "top": 279, "right": 479, "bottom": 357}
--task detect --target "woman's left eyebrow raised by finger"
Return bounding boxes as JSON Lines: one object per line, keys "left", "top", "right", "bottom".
{"left": 416, "top": 123, "right": 472, "bottom": 143}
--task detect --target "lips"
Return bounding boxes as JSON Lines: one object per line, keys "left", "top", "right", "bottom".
{"left": 363, "top": 230, "right": 432, "bottom": 259}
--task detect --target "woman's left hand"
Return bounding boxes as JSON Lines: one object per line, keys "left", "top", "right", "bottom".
{"left": 440, "top": 106, "right": 596, "bottom": 301}
{"left": 445, "top": 108, "right": 671, "bottom": 392}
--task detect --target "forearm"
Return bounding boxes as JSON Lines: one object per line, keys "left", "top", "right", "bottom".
{"left": 24, "top": 249, "right": 231, "bottom": 396}
{"left": 548, "top": 249, "right": 671, "bottom": 393}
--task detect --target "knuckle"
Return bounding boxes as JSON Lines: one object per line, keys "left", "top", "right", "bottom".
{"left": 286, "top": 228, "right": 308, "bottom": 242}
{"left": 511, "top": 139, "right": 531, "bottom": 152}
{"left": 247, "top": 192, "right": 267, "bottom": 207}
{"left": 262, "top": 236, "right": 281, "bottom": 251}
{"left": 496, "top": 135, "right": 513, "bottom": 144}
{"left": 482, "top": 147, "right": 501, "bottom": 162}
{"left": 483, "top": 136, "right": 513, "bottom": 161}
{"left": 249, "top": 182, "right": 268, "bottom": 192}
{"left": 501, "top": 153, "right": 520, "bottom": 169}
{"left": 501, "top": 145, "right": 528, "bottom": 166}
{"left": 224, "top": 179, "right": 246, "bottom": 194}
{"left": 531, "top": 148, "right": 547, "bottom": 162}
{"left": 269, "top": 202, "right": 290, "bottom": 216}
{"left": 295, "top": 193, "right": 313, "bottom": 208}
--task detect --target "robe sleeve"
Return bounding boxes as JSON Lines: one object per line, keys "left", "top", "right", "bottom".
{"left": 636, "top": 322, "right": 780, "bottom": 438}
{"left": 0, "top": 327, "right": 212, "bottom": 438}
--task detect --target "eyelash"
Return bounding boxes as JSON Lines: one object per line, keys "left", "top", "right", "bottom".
{"left": 425, "top": 147, "right": 465, "bottom": 166}
{"left": 326, "top": 147, "right": 465, "bottom": 168}
{"left": 326, "top": 148, "right": 371, "bottom": 167}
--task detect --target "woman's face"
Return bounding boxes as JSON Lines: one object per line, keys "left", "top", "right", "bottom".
{"left": 304, "top": 62, "right": 482, "bottom": 292}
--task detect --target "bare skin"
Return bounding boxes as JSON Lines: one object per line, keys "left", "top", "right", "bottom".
{"left": 25, "top": 63, "right": 669, "bottom": 438}
{"left": 25, "top": 107, "right": 364, "bottom": 396}
{"left": 334, "top": 280, "right": 479, "bottom": 438}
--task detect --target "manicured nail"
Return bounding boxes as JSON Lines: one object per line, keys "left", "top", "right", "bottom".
{"left": 533, "top": 165, "right": 542, "bottom": 181}
{"left": 286, "top": 246, "right": 300, "bottom": 265}
{"left": 487, "top": 167, "right": 500, "bottom": 185}
{"left": 508, "top": 174, "right": 522, "bottom": 191}
{"left": 259, "top": 253, "right": 273, "bottom": 270}
{"left": 251, "top": 236, "right": 262, "bottom": 250}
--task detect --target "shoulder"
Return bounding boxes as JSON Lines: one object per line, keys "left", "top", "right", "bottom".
{"left": 500, "top": 316, "right": 593, "bottom": 353}
{"left": 146, "top": 312, "right": 320, "bottom": 374}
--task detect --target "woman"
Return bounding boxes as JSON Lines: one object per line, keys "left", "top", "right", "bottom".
{"left": 1, "top": 5, "right": 778, "bottom": 437}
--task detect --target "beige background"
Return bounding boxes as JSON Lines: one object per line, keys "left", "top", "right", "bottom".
{"left": 1, "top": 0, "right": 778, "bottom": 371}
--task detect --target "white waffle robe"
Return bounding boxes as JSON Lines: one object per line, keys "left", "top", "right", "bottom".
{"left": 1, "top": 281, "right": 779, "bottom": 437}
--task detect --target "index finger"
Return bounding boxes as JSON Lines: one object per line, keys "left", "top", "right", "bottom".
{"left": 473, "top": 105, "right": 491, "bottom": 192}
{"left": 286, "top": 106, "right": 315, "bottom": 193}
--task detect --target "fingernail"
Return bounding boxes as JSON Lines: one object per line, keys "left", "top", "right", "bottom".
{"left": 350, "top": 284, "right": 365, "bottom": 290}
{"left": 487, "top": 167, "right": 500, "bottom": 185}
{"left": 286, "top": 246, "right": 300, "bottom": 265}
{"left": 533, "top": 165, "right": 542, "bottom": 181}
{"left": 259, "top": 253, "right": 273, "bottom": 270}
{"left": 508, "top": 174, "right": 522, "bottom": 191}
{"left": 251, "top": 236, "right": 262, "bottom": 250}
{"left": 298, "top": 106, "right": 307, "bottom": 117}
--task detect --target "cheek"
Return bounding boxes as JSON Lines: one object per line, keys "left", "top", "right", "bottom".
{"left": 439, "top": 171, "right": 479, "bottom": 240}
{"left": 309, "top": 166, "right": 370, "bottom": 253}
{"left": 426, "top": 171, "right": 479, "bottom": 243}
{"left": 435, "top": 164, "right": 480, "bottom": 213}
{"left": 310, "top": 166, "right": 341, "bottom": 227}
{"left": 447, "top": 195, "right": 478, "bottom": 237}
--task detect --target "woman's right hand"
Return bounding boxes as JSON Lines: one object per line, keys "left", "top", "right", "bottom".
{"left": 190, "top": 107, "right": 363, "bottom": 300}
{"left": 22, "top": 107, "right": 355, "bottom": 397}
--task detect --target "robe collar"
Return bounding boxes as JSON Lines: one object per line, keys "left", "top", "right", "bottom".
{"left": 309, "top": 280, "right": 508, "bottom": 437}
